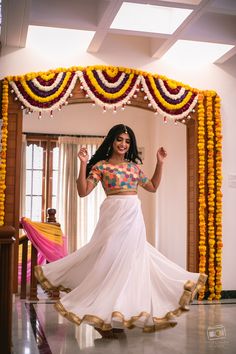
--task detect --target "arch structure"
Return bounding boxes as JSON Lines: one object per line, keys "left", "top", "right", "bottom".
{"left": 0, "top": 65, "right": 222, "bottom": 300}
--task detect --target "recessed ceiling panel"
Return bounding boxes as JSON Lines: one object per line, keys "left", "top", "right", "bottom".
{"left": 182, "top": 12, "right": 236, "bottom": 43}
{"left": 162, "top": 39, "right": 234, "bottom": 65}
{"left": 156, "top": 0, "right": 202, "bottom": 4}
{"left": 30, "top": 0, "right": 98, "bottom": 29}
{"left": 110, "top": 2, "right": 192, "bottom": 34}
{"left": 26, "top": 25, "right": 95, "bottom": 53}
{"left": 210, "top": 0, "right": 236, "bottom": 12}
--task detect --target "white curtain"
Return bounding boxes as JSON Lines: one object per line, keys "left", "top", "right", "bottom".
{"left": 20, "top": 134, "right": 27, "bottom": 220}
{"left": 57, "top": 136, "right": 105, "bottom": 253}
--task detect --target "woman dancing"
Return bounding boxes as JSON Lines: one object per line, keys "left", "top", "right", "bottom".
{"left": 35, "top": 124, "right": 206, "bottom": 338}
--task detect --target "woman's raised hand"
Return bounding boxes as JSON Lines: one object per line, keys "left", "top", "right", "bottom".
{"left": 157, "top": 147, "right": 167, "bottom": 163}
{"left": 78, "top": 147, "right": 89, "bottom": 163}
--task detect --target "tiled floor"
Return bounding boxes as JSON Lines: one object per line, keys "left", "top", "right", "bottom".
{"left": 12, "top": 293, "right": 236, "bottom": 354}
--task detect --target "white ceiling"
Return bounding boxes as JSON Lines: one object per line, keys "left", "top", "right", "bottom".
{"left": 1, "top": 0, "right": 236, "bottom": 64}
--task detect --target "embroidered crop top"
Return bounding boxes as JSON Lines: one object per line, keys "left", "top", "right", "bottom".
{"left": 87, "top": 160, "right": 149, "bottom": 195}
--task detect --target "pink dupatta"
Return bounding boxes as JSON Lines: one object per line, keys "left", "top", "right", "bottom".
{"left": 19, "top": 217, "right": 67, "bottom": 282}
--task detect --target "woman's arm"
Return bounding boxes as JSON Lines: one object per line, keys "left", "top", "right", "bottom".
{"left": 76, "top": 147, "right": 96, "bottom": 197}
{"left": 143, "top": 147, "right": 167, "bottom": 193}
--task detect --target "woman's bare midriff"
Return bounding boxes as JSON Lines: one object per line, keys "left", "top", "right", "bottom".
{"left": 107, "top": 191, "right": 137, "bottom": 196}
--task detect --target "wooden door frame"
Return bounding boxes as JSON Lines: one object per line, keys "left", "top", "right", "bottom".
{"left": 2, "top": 80, "right": 199, "bottom": 291}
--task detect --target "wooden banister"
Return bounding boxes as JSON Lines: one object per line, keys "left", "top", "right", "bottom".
{"left": 46, "top": 208, "right": 57, "bottom": 223}
{"left": 19, "top": 235, "right": 28, "bottom": 299}
{"left": 0, "top": 226, "right": 15, "bottom": 354}
{"left": 29, "top": 241, "right": 38, "bottom": 300}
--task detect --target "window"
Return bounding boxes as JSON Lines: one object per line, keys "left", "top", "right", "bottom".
{"left": 22, "top": 133, "right": 105, "bottom": 251}
{"left": 25, "top": 135, "right": 58, "bottom": 221}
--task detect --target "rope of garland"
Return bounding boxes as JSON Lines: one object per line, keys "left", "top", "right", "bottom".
{"left": 197, "top": 94, "right": 207, "bottom": 300}
{"left": 0, "top": 80, "right": 9, "bottom": 226}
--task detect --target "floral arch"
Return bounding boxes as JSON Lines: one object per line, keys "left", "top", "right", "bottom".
{"left": 0, "top": 65, "right": 222, "bottom": 300}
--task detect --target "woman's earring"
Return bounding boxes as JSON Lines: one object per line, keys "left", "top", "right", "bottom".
{"left": 106, "top": 146, "right": 111, "bottom": 157}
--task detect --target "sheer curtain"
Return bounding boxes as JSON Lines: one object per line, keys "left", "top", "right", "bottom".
{"left": 57, "top": 136, "right": 105, "bottom": 253}
{"left": 20, "top": 134, "right": 27, "bottom": 220}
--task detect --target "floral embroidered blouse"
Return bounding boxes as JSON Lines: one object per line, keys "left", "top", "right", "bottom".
{"left": 87, "top": 160, "right": 149, "bottom": 195}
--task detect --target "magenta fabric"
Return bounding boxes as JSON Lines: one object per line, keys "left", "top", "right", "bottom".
{"left": 19, "top": 217, "right": 67, "bottom": 283}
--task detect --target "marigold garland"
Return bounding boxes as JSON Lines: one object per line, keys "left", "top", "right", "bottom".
{"left": 214, "top": 95, "right": 223, "bottom": 300}
{"left": 141, "top": 76, "right": 198, "bottom": 119}
{"left": 197, "top": 93, "right": 207, "bottom": 300}
{"left": 0, "top": 80, "right": 9, "bottom": 226}
{"left": 0, "top": 65, "right": 223, "bottom": 299}
{"left": 78, "top": 69, "right": 141, "bottom": 109}
{"left": 206, "top": 93, "right": 216, "bottom": 300}
{"left": 85, "top": 69, "right": 136, "bottom": 99}
{"left": 10, "top": 71, "right": 78, "bottom": 112}
{"left": 7, "top": 65, "right": 199, "bottom": 119}
{"left": 197, "top": 91, "right": 223, "bottom": 301}
{"left": 145, "top": 75, "right": 196, "bottom": 109}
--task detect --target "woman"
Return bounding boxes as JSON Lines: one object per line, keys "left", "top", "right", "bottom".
{"left": 35, "top": 124, "right": 206, "bottom": 338}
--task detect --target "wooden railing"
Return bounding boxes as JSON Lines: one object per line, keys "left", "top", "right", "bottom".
{"left": 0, "top": 225, "right": 15, "bottom": 354}
{"left": 19, "top": 234, "right": 39, "bottom": 300}
{"left": 19, "top": 209, "right": 60, "bottom": 300}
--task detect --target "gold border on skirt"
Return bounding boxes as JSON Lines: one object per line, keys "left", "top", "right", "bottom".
{"left": 34, "top": 265, "right": 71, "bottom": 293}
{"left": 35, "top": 264, "right": 207, "bottom": 333}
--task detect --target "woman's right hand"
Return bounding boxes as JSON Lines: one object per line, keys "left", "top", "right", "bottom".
{"left": 78, "top": 147, "right": 89, "bottom": 163}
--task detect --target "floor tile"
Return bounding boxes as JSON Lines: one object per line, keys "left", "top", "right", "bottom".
{"left": 12, "top": 296, "right": 236, "bottom": 354}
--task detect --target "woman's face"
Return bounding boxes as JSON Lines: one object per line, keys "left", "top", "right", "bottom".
{"left": 112, "top": 133, "right": 131, "bottom": 157}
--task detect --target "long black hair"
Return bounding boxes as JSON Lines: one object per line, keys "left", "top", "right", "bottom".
{"left": 86, "top": 124, "right": 143, "bottom": 177}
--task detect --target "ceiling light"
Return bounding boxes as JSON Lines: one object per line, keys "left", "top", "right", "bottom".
{"left": 26, "top": 26, "right": 95, "bottom": 53}
{"left": 110, "top": 2, "right": 192, "bottom": 34}
{"left": 161, "top": 40, "right": 235, "bottom": 65}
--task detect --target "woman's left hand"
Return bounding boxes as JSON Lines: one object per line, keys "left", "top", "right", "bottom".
{"left": 157, "top": 147, "right": 167, "bottom": 163}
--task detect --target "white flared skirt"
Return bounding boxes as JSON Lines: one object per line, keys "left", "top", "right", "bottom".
{"left": 35, "top": 195, "right": 206, "bottom": 332}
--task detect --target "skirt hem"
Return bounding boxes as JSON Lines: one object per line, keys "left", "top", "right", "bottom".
{"left": 35, "top": 265, "right": 207, "bottom": 333}
{"left": 34, "top": 265, "right": 71, "bottom": 293}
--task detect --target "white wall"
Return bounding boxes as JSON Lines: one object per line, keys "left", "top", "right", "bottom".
{"left": 1, "top": 41, "right": 235, "bottom": 289}
{"left": 155, "top": 119, "right": 187, "bottom": 268}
